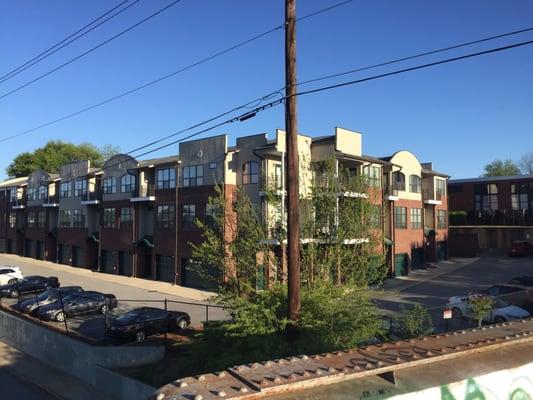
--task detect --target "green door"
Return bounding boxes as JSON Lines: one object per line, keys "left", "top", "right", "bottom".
{"left": 437, "top": 241, "right": 447, "bottom": 261}
{"left": 395, "top": 253, "right": 407, "bottom": 277}
{"left": 256, "top": 265, "right": 266, "bottom": 290}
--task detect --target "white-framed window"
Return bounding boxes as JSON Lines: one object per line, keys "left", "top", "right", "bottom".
{"left": 157, "top": 205, "right": 175, "bottom": 229}
{"left": 59, "top": 210, "right": 71, "bottom": 228}
{"left": 156, "top": 168, "right": 176, "bottom": 189}
{"left": 181, "top": 204, "right": 196, "bottom": 230}
{"left": 409, "top": 175, "right": 421, "bottom": 193}
{"left": 103, "top": 208, "right": 115, "bottom": 228}
{"left": 437, "top": 210, "right": 447, "bottom": 229}
{"left": 120, "top": 174, "right": 136, "bottom": 193}
{"left": 72, "top": 209, "right": 85, "bottom": 228}
{"left": 182, "top": 165, "right": 203, "bottom": 187}
{"left": 103, "top": 177, "right": 116, "bottom": 194}
{"left": 274, "top": 164, "right": 282, "bottom": 189}
{"left": 410, "top": 208, "right": 422, "bottom": 229}
{"left": 436, "top": 179, "right": 446, "bottom": 198}
{"left": 364, "top": 166, "right": 381, "bottom": 187}
{"left": 243, "top": 161, "right": 259, "bottom": 184}
{"left": 60, "top": 181, "right": 71, "bottom": 198}
{"left": 38, "top": 185, "right": 48, "bottom": 200}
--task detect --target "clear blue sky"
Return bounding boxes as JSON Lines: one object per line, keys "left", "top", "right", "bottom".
{"left": 0, "top": 0, "right": 532, "bottom": 180}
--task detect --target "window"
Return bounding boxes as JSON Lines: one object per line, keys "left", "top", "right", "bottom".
{"left": 8, "top": 213, "right": 16, "bottom": 228}
{"left": 437, "top": 210, "right": 447, "bottom": 229}
{"left": 205, "top": 203, "right": 219, "bottom": 229}
{"left": 394, "top": 206, "right": 407, "bottom": 229}
{"left": 103, "top": 208, "right": 115, "bottom": 228}
{"left": 157, "top": 205, "right": 175, "bottom": 229}
{"left": 369, "top": 205, "right": 382, "bottom": 228}
{"left": 409, "top": 175, "right": 421, "bottom": 193}
{"left": 274, "top": 164, "right": 283, "bottom": 189}
{"left": 156, "top": 168, "right": 176, "bottom": 189}
{"left": 27, "top": 187, "right": 36, "bottom": 201}
{"left": 120, "top": 207, "right": 133, "bottom": 229}
{"left": 27, "top": 212, "right": 36, "bottom": 228}
{"left": 8, "top": 189, "right": 16, "bottom": 203}
{"left": 72, "top": 209, "right": 85, "bottom": 228}
{"left": 38, "top": 211, "right": 46, "bottom": 229}
{"left": 59, "top": 210, "right": 71, "bottom": 228}
{"left": 474, "top": 184, "right": 498, "bottom": 211}
{"left": 511, "top": 183, "right": 529, "bottom": 210}
{"left": 393, "top": 172, "right": 405, "bottom": 191}
{"left": 38, "top": 185, "right": 47, "bottom": 200}
{"left": 74, "top": 179, "right": 87, "bottom": 197}
{"left": 209, "top": 162, "right": 217, "bottom": 169}
{"left": 410, "top": 208, "right": 422, "bottom": 229}
{"left": 120, "top": 174, "right": 136, "bottom": 193}
{"left": 182, "top": 165, "right": 203, "bottom": 187}
{"left": 60, "top": 181, "right": 71, "bottom": 198}
{"left": 435, "top": 179, "right": 446, "bottom": 198}
{"left": 181, "top": 204, "right": 196, "bottom": 230}
{"left": 102, "top": 177, "right": 116, "bottom": 194}
{"left": 242, "top": 161, "right": 259, "bottom": 184}
{"left": 364, "top": 166, "right": 381, "bottom": 187}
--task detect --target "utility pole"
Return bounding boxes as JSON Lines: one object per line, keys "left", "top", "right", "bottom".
{"left": 285, "top": 0, "right": 300, "bottom": 327}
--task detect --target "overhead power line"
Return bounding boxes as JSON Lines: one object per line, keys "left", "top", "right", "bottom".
{"left": 118, "top": 37, "right": 533, "bottom": 166}
{"left": 0, "top": 0, "right": 353, "bottom": 144}
{"left": 0, "top": 0, "right": 182, "bottom": 100}
{"left": 0, "top": 0, "right": 139, "bottom": 84}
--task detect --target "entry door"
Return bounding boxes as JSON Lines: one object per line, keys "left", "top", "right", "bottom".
{"left": 118, "top": 252, "right": 133, "bottom": 276}
{"left": 394, "top": 254, "right": 407, "bottom": 277}
{"left": 24, "top": 239, "right": 32, "bottom": 257}
{"left": 411, "top": 248, "right": 424, "bottom": 270}
{"left": 36, "top": 241, "right": 44, "bottom": 260}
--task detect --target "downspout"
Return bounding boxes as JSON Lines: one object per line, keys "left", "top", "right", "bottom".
{"left": 174, "top": 160, "right": 181, "bottom": 285}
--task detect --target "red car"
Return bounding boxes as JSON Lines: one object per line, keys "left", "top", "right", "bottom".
{"left": 508, "top": 241, "right": 531, "bottom": 257}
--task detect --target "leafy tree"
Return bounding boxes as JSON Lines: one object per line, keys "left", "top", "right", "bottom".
{"left": 6, "top": 140, "right": 119, "bottom": 177}
{"left": 469, "top": 295, "right": 494, "bottom": 328}
{"left": 482, "top": 159, "right": 520, "bottom": 177}
{"left": 519, "top": 152, "right": 533, "bottom": 175}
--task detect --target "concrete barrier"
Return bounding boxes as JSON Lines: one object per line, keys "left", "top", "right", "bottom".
{"left": 0, "top": 310, "right": 161, "bottom": 400}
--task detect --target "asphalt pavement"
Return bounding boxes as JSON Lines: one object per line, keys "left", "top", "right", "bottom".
{"left": 0, "top": 368, "right": 56, "bottom": 400}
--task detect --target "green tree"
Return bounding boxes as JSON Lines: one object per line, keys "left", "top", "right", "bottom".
{"left": 396, "top": 303, "right": 433, "bottom": 338}
{"left": 6, "top": 140, "right": 119, "bottom": 177}
{"left": 482, "top": 159, "right": 520, "bottom": 177}
{"left": 469, "top": 295, "right": 494, "bottom": 328}
{"left": 518, "top": 152, "right": 533, "bottom": 175}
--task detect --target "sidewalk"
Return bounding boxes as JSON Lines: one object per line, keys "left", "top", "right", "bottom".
{"left": 380, "top": 257, "right": 480, "bottom": 293}
{"left": 0, "top": 340, "right": 111, "bottom": 400}
{"left": 0, "top": 253, "right": 215, "bottom": 302}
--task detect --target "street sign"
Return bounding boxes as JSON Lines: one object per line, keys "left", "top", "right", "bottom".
{"left": 443, "top": 308, "right": 453, "bottom": 320}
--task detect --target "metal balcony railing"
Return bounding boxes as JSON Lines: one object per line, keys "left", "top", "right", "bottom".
{"left": 134, "top": 183, "right": 155, "bottom": 198}
{"left": 450, "top": 209, "right": 533, "bottom": 226}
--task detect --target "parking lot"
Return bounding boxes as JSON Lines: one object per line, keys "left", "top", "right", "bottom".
{"left": 0, "top": 254, "right": 230, "bottom": 343}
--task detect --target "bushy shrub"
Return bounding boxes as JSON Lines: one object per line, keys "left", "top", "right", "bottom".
{"left": 396, "top": 303, "right": 433, "bottom": 338}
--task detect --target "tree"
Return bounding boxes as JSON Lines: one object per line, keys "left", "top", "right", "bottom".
{"left": 519, "top": 152, "right": 533, "bottom": 175}
{"left": 6, "top": 140, "right": 120, "bottom": 177}
{"left": 469, "top": 295, "right": 494, "bottom": 328}
{"left": 396, "top": 303, "right": 433, "bottom": 338}
{"left": 482, "top": 159, "right": 520, "bottom": 177}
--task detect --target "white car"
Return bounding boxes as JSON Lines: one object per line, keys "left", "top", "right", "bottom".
{"left": 0, "top": 266, "right": 24, "bottom": 286}
{"left": 447, "top": 295, "right": 530, "bottom": 324}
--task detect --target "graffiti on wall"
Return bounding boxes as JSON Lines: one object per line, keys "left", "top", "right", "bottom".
{"left": 391, "top": 363, "right": 533, "bottom": 400}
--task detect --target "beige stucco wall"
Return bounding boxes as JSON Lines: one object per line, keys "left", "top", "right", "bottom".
{"left": 390, "top": 151, "right": 423, "bottom": 201}
{"left": 335, "top": 127, "right": 362, "bottom": 157}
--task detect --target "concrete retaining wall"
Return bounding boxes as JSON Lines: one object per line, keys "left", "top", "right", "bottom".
{"left": 0, "top": 310, "right": 160, "bottom": 400}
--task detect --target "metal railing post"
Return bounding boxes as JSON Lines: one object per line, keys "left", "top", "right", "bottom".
{"left": 164, "top": 298, "right": 168, "bottom": 354}
{"left": 58, "top": 290, "right": 69, "bottom": 335}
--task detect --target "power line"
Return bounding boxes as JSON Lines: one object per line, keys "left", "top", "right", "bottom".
{"left": 298, "top": 25, "right": 533, "bottom": 86}
{"left": 0, "top": 0, "right": 182, "bottom": 100}
{"left": 0, "top": 0, "right": 352, "bottom": 144}
{"left": 0, "top": 0, "right": 139, "bottom": 84}
{"left": 118, "top": 37, "right": 533, "bottom": 166}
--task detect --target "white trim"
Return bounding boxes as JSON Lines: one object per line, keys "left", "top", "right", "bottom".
{"left": 130, "top": 196, "right": 156, "bottom": 202}
{"left": 42, "top": 203, "right": 59, "bottom": 208}
{"left": 81, "top": 200, "right": 100, "bottom": 205}
{"left": 336, "top": 191, "right": 368, "bottom": 198}
{"left": 12, "top": 205, "right": 25, "bottom": 209}
{"left": 424, "top": 199, "right": 442, "bottom": 205}
{"left": 385, "top": 195, "right": 399, "bottom": 201}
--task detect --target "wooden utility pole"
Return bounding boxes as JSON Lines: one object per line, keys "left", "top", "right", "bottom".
{"left": 285, "top": 0, "right": 300, "bottom": 325}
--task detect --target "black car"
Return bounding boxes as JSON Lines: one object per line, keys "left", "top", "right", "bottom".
{"left": 18, "top": 286, "right": 84, "bottom": 314}
{"left": 106, "top": 307, "right": 190, "bottom": 342}
{"left": 508, "top": 276, "right": 533, "bottom": 287}
{"left": 35, "top": 291, "right": 118, "bottom": 322}
{"left": 0, "top": 275, "right": 59, "bottom": 298}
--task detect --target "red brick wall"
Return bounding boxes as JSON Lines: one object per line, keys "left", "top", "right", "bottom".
{"left": 393, "top": 198, "right": 425, "bottom": 256}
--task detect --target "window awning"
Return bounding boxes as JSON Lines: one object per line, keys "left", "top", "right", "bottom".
{"left": 384, "top": 237, "right": 394, "bottom": 246}
{"left": 88, "top": 234, "right": 99, "bottom": 243}
{"left": 136, "top": 236, "right": 154, "bottom": 248}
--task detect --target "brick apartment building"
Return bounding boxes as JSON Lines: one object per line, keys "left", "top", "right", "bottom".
{"left": 0, "top": 127, "right": 449, "bottom": 287}
{"left": 448, "top": 174, "right": 533, "bottom": 225}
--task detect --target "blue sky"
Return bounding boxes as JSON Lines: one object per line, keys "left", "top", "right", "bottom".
{"left": 0, "top": 0, "right": 531, "bottom": 179}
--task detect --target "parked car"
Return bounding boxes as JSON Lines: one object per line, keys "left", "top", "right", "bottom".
{"left": 106, "top": 307, "right": 190, "bottom": 342}
{"left": 18, "top": 286, "right": 84, "bottom": 315}
{"left": 447, "top": 295, "right": 530, "bottom": 324}
{"left": 508, "top": 241, "right": 531, "bottom": 257}
{"left": 35, "top": 291, "right": 117, "bottom": 322}
{"left": 508, "top": 276, "right": 533, "bottom": 287}
{"left": 0, "top": 266, "right": 23, "bottom": 286}
{"left": 480, "top": 285, "right": 533, "bottom": 309}
{"left": 0, "top": 275, "right": 59, "bottom": 298}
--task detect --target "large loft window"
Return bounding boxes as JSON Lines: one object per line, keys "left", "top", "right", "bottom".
{"left": 410, "top": 208, "right": 422, "bottom": 229}
{"left": 103, "top": 208, "right": 116, "bottom": 228}
{"left": 409, "top": 175, "right": 421, "bottom": 193}
{"left": 243, "top": 161, "right": 259, "bottom": 184}
{"left": 120, "top": 174, "right": 136, "bottom": 193}
{"left": 72, "top": 209, "right": 85, "bottom": 228}
{"left": 60, "top": 181, "right": 71, "bottom": 198}
{"left": 156, "top": 168, "right": 176, "bottom": 189}
{"left": 157, "top": 205, "right": 175, "bottom": 229}
{"left": 394, "top": 206, "right": 407, "bottom": 229}
{"left": 183, "top": 165, "right": 203, "bottom": 187}
{"left": 120, "top": 207, "right": 134, "bottom": 229}
{"left": 38, "top": 185, "right": 48, "bottom": 200}
{"left": 59, "top": 210, "right": 71, "bottom": 228}
{"left": 181, "top": 204, "right": 196, "bottom": 230}
{"left": 435, "top": 179, "right": 446, "bottom": 198}
{"left": 74, "top": 179, "right": 87, "bottom": 197}
{"left": 102, "top": 177, "right": 116, "bottom": 194}
{"left": 474, "top": 184, "right": 498, "bottom": 211}
{"left": 511, "top": 183, "right": 529, "bottom": 210}
{"left": 363, "top": 166, "right": 381, "bottom": 187}
{"left": 393, "top": 172, "right": 406, "bottom": 191}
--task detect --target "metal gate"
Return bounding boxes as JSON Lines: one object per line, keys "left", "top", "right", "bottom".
{"left": 100, "top": 250, "right": 115, "bottom": 274}
{"left": 35, "top": 241, "right": 44, "bottom": 260}
{"left": 118, "top": 251, "right": 133, "bottom": 276}
{"left": 411, "top": 248, "right": 425, "bottom": 269}
{"left": 72, "top": 246, "right": 85, "bottom": 267}
{"left": 24, "top": 239, "right": 33, "bottom": 257}
{"left": 437, "top": 241, "right": 448, "bottom": 261}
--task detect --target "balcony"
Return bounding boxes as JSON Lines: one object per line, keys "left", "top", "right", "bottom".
{"left": 131, "top": 184, "right": 155, "bottom": 202}
{"left": 43, "top": 194, "right": 59, "bottom": 207}
{"left": 259, "top": 176, "right": 285, "bottom": 197}
{"left": 384, "top": 183, "right": 400, "bottom": 201}
{"left": 423, "top": 189, "right": 442, "bottom": 205}
{"left": 10, "top": 198, "right": 26, "bottom": 209}
{"left": 450, "top": 209, "right": 533, "bottom": 226}
{"left": 81, "top": 191, "right": 101, "bottom": 206}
